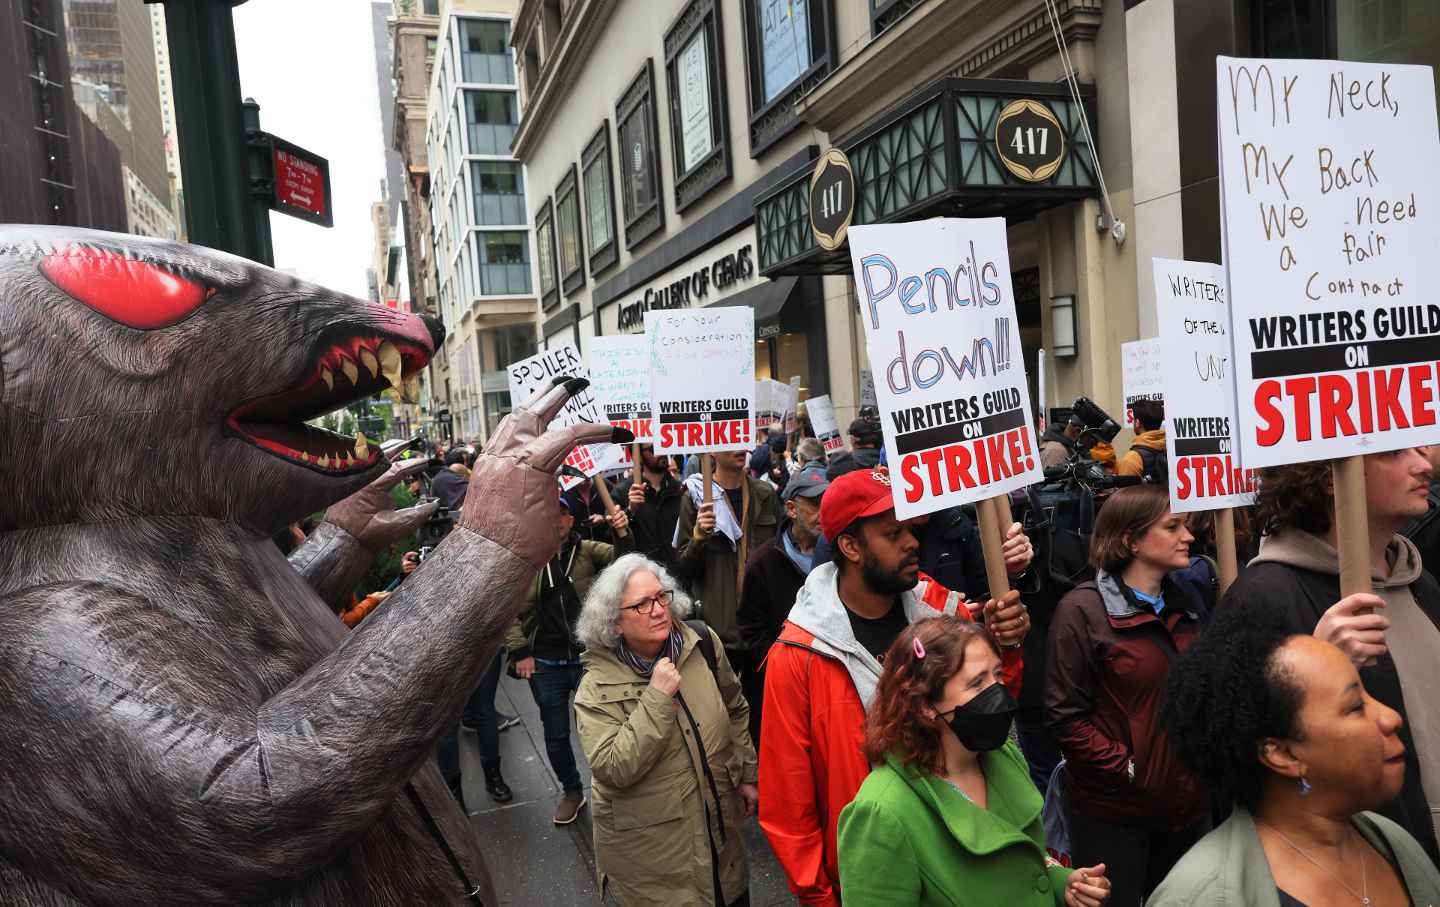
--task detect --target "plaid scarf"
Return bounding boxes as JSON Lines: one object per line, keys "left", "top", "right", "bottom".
{"left": 615, "top": 626, "right": 684, "bottom": 677}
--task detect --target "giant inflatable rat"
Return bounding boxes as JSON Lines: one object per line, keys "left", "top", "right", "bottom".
{"left": 0, "top": 227, "right": 627, "bottom": 905}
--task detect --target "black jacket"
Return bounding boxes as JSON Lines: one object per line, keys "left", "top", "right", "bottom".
{"left": 429, "top": 467, "right": 469, "bottom": 510}
{"left": 738, "top": 519, "right": 809, "bottom": 665}
{"left": 565, "top": 478, "right": 617, "bottom": 544}
{"left": 1403, "top": 479, "right": 1440, "bottom": 580}
{"left": 1222, "top": 561, "right": 1440, "bottom": 863}
{"left": 614, "top": 473, "right": 684, "bottom": 571}
{"left": 825, "top": 446, "right": 882, "bottom": 480}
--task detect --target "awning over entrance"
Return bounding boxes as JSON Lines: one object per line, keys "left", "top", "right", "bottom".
{"left": 726, "top": 274, "right": 800, "bottom": 334}
{"left": 755, "top": 77, "right": 1100, "bottom": 276}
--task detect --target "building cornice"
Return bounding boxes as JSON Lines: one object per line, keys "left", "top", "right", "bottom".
{"left": 797, "top": 0, "right": 1102, "bottom": 137}
{"left": 510, "top": 0, "right": 617, "bottom": 161}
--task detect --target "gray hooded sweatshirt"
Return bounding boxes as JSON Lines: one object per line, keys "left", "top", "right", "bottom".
{"left": 1252, "top": 529, "right": 1440, "bottom": 845}
{"left": 782, "top": 561, "right": 966, "bottom": 709}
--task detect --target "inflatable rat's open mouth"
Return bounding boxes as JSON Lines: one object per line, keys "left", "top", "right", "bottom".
{"left": 227, "top": 331, "right": 432, "bottom": 473}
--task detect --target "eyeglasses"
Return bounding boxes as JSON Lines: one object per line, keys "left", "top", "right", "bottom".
{"left": 620, "top": 589, "right": 674, "bottom": 617}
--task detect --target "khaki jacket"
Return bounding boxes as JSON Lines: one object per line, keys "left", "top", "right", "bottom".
{"left": 575, "top": 622, "right": 758, "bottom": 906}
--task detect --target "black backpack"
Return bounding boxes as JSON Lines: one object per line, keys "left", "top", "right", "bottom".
{"left": 684, "top": 618, "right": 719, "bottom": 678}
{"left": 1136, "top": 445, "right": 1169, "bottom": 486}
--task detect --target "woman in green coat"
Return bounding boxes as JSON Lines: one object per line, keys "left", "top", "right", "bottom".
{"left": 838, "top": 617, "right": 1110, "bottom": 907}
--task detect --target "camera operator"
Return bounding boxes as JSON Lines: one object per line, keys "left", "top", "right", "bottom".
{"left": 431, "top": 447, "right": 472, "bottom": 509}
{"left": 1040, "top": 414, "right": 1086, "bottom": 469}
{"left": 825, "top": 415, "right": 884, "bottom": 480}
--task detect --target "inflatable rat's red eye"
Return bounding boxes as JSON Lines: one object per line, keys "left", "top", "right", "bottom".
{"left": 40, "top": 245, "right": 212, "bottom": 330}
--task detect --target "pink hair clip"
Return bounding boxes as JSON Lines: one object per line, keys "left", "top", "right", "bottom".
{"left": 912, "top": 636, "right": 926, "bottom": 659}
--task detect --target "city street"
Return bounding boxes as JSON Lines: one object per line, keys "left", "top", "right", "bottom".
{"left": 455, "top": 673, "right": 796, "bottom": 905}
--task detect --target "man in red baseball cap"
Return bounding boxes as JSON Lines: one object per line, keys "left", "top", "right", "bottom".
{"left": 758, "top": 468, "right": 1030, "bottom": 906}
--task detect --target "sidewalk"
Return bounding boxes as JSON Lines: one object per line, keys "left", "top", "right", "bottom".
{"left": 454, "top": 672, "right": 797, "bottom": 905}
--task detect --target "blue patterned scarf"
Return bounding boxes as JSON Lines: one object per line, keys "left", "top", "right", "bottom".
{"left": 615, "top": 626, "right": 684, "bottom": 677}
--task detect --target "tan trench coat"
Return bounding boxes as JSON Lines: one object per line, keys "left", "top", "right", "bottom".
{"left": 575, "top": 622, "right": 758, "bottom": 906}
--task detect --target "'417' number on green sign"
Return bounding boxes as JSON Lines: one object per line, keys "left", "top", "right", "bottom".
{"left": 818, "top": 180, "right": 845, "bottom": 220}
{"left": 1010, "top": 126, "right": 1049, "bottom": 157}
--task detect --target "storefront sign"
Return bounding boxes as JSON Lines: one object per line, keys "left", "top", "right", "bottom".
{"left": 848, "top": 218, "right": 1042, "bottom": 518}
{"left": 616, "top": 237, "right": 756, "bottom": 332}
{"left": 807, "top": 394, "right": 844, "bottom": 457}
{"left": 1121, "top": 338, "right": 1164, "bottom": 425}
{"left": 1217, "top": 56, "right": 1440, "bottom": 467}
{"left": 648, "top": 306, "right": 755, "bottom": 454}
{"left": 507, "top": 344, "right": 625, "bottom": 488}
{"left": 994, "top": 99, "right": 1066, "bottom": 183}
{"left": 810, "top": 148, "right": 855, "bottom": 251}
{"left": 1154, "top": 258, "right": 1256, "bottom": 511}
{"left": 589, "top": 335, "right": 652, "bottom": 443}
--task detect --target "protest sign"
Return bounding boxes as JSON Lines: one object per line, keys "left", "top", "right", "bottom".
{"left": 1121, "top": 338, "right": 1164, "bottom": 424}
{"left": 859, "top": 368, "right": 878, "bottom": 408}
{"left": 847, "top": 218, "right": 1043, "bottom": 520}
{"left": 783, "top": 376, "right": 801, "bottom": 434}
{"left": 647, "top": 306, "right": 755, "bottom": 454}
{"left": 590, "top": 334, "right": 652, "bottom": 443}
{"left": 1154, "top": 258, "right": 1257, "bottom": 512}
{"left": 807, "top": 394, "right": 844, "bottom": 457}
{"left": 507, "top": 344, "right": 625, "bottom": 489}
{"left": 755, "top": 378, "right": 788, "bottom": 428}
{"left": 1217, "top": 56, "right": 1440, "bottom": 467}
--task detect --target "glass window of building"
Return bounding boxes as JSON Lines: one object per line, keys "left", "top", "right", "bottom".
{"left": 461, "top": 19, "right": 513, "bottom": 84}
{"left": 664, "top": 2, "right": 730, "bottom": 210}
{"left": 536, "top": 201, "right": 558, "bottom": 307}
{"left": 747, "top": 0, "right": 831, "bottom": 112}
{"left": 471, "top": 161, "right": 525, "bottom": 225}
{"left": 476, "top": 231, "right": 531, "bottom": 295}
{"left": 555, "top": 168, "right": 584, "bottom": 291}
{"left": 423, "top": 0, "right": 439, "bottom": 14}
{"left": 615, "top": 62, "right": 663, "bottom": 247}
{"left": 618, "top": 98, "right": 657, "bottom": 220}
{"left": 582, "top": 123, "right": 617, "bottom": 273}
{"left": 465, "top": 89, "right": 519, "bottom": 155}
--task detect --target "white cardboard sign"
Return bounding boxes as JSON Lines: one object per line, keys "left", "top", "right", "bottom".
{"left": 647, "top": 306, "right": 756, "bottom": 454}
{"left": 1121, "top": 338, "right": 1165, "bottom": 424}
{"left": 507, "top": 344, "right": 626, "bottom": 489}
{"left": 848, "top": 218, "right": 1042, "bottom": 519}
{"left": 589, "top": 334, "right": 652, "bottom": 444}
{"left": 806, "top": 394, "right": 845, "bottom": 457}
{"left": 755, "top": 378, "right": 788, "bottom": 429}
{"left": 1217, "top": 56, "right": 1440, "bottom": 467}
{"left": 1154, "top": 258, "right": 1257, "bottom": 512}
{"left": 859, "top": 368, "right": 878, "bottom": 408}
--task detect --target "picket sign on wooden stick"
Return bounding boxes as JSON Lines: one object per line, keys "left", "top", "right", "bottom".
{"left": 1214, "top": 508, "right": 1238, "bottom": 594}
{"left": 975, "top": 496, "right": 1011, "bottom": 600}
{"left": 1333, "top": 457, "right": 1371, "bottom": 597}
{"left": 702, "top": 454, "right": 714, "bottom": 506}
{"left": 593, "top": 475, "right": 628, "bottom": 539}
{"left": 633, "top": 443, "right": 642, "bottom": 486}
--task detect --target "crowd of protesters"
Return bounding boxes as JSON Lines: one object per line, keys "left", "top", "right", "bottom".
{"left": 306, "top": 401, "right": 1440, "bottom": 907}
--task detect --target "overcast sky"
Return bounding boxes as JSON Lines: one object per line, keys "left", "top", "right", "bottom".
{"left": 233, "top": 1, "right": 388, "bottom": 298}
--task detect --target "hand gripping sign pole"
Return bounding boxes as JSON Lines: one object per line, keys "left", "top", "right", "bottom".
{"left": 847, "top": 218, "right": 1043, "bottom": 601}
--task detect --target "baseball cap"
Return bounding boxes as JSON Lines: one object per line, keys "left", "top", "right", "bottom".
{"left": 848, "top": 415, "right": 883, "bottom": 440}
{"left": 819, "top": 468, "right": 895, "bottom": 540}
{"left": 781, "top": 470, "right": 829, "bottom": 503}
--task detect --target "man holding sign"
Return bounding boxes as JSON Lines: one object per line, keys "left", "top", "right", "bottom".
{"left": 1215, "top": 54, "right": 1440, "bottom": 862}
{"left": 650, "top": 306, "right": 781, "bottom": 741}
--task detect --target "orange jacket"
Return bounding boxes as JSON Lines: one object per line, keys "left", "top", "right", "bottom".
{"left": 340, "top": 591, "right": 386, "bottom": 628}
{"left": 757, "top": 569, "right": 1022, "bottom": 906}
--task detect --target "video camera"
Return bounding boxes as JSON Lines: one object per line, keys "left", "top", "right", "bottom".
{"left": 1070, "top": 396, "right": 1121, "bottom": 445}
{"left": 416, "top": 495, "right": 456, "bottom": 546}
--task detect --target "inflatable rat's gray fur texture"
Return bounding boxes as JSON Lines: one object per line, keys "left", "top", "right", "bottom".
{"left": 0, "top": 227, "right": 625, "bottom": 905}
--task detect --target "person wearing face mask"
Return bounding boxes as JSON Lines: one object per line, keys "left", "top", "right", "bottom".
{"left": 1152, "top": 601, "right": 1440, "bottom": 906}
{"left": 1045, "top": 484, "right": 1213, "bottom": 906}
{"left": 838, "top": 616, "right": 1110, "bottom": 907}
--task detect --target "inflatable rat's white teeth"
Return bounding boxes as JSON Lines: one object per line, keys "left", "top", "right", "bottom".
{"left": 379, "top": 341, "right": 403, "bottom": 389}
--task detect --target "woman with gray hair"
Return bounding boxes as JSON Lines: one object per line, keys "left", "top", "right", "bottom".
{"left": 574, "top": 553, "right": 759, "bottom": 906}
{"left": 791, "top": 437, "right": 825, "bottom": 475}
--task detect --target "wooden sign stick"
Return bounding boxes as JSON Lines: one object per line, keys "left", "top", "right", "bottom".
{"left": 1332, "top": 456, "right": 1375, "bottom": 666}
{"left": 632, "top": 442, "right": 642, "bottom": 486}
{"left": 702, "top": 453, "right": 714, "bottom": 506}
{"left": 975, "top": 496, "right": 1012, "bottom": 600}
{"left": 1214, "top": 507, "right": 1239, "bottom": 594}
{"left": 593, "top": 475, "right": 629, "bottom": 539}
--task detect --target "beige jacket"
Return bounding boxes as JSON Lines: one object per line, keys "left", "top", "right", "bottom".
{"left": 575, "top": 623, "right": 758, "bottom": 906}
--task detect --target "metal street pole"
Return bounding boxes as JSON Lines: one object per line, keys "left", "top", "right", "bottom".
{"left": 148, "top": 0, "right": 263, "bottom": 261}
{"left": 241, "top": 98, "right": 276, "bottom": 267}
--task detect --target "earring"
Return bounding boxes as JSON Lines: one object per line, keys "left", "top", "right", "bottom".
{"left": 1297, "top": 775, "right": 1312, "bottom": 796}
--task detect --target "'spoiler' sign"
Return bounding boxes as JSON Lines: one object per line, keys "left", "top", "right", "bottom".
{"left": 507, "top": 344, "right": 625, "bottom": 488}
{"left": 590, "top": 335, "right": 652, "bottom": 444}
{"left": 1154, "top": 258, "right": 1257, "bottom": 511}
{"left": 1218, "top": 56, "right": 1440, "bottom": 467}
{"left": 647, "top": 306, "right": 755, "bottom": 454}
{"left": 848, "top": 218, "right": 1042, "bottom": 518}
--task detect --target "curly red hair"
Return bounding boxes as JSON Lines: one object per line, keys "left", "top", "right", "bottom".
{"left": 862, "top": 616, "right": 1000, "bottom": 774}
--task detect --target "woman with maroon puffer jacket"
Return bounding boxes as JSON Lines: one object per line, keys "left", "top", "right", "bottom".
{"left": 1045, "top": 485, "right": 1214, "bottom": 907}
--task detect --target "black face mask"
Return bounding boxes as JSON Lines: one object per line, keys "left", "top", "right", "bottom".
{"left": 941, "top": 682, "right": 1018, "bottom": 752}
